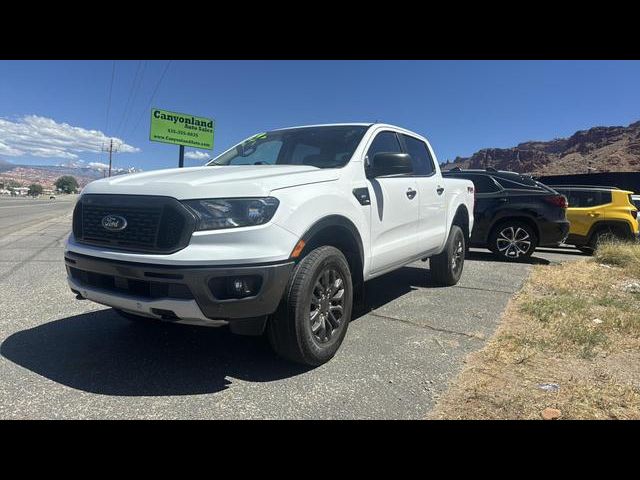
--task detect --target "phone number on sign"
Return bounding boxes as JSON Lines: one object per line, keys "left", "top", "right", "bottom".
{"left": 168, "top": 129, "right": 198, "bottom": 138}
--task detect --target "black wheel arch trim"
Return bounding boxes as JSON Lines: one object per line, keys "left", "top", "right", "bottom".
{"left": 298, "top": 215, "right": 365, "bottom": 268}
{"left": 451, "top": 204, "right": 470, "bottom": 240}
{"left": 586, "top": 220, "right": 634, "bottom": 242}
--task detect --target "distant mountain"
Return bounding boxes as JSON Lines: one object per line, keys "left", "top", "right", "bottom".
{"left": 0, "top": 162, "right": 141, "bottom": 189}
{"left": 0, "top": 158, "right": 14, "bottom": 171}
{"left": 442, "top": 120, "right": 640, "bottom": 175}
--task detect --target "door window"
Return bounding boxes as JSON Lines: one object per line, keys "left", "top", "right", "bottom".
{"left": 494, "top": 176, "right": 541, "bottom": 190}
{"left": 564, "top": 190, "right": 612, "bottom": 207}
{"left": 400, "top": 134, "right": 435, "bottom": 176}
{"left": 454, "top": 174, "right": 501, "bottom": 193}
{"left": 366, "top": 131, "right": 402, "bottom": 159}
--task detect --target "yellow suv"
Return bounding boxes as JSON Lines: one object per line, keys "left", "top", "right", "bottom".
{"left": 553, "top": 185, "right": 639, "bottom": 253}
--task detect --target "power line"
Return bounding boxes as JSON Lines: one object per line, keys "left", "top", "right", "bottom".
{"left": 121, "top": 60, "right": 147, "bottom": 137}
{"left": 105, "top": 60, "right": 116, "bottom": 135}
{"left": 116, "top": 60, "right": 146, "bottom": 138}
{"left": 114, "top": 60, "right": 141, "bottom": 137}
{"left": 127, "top": 60, "right": 172, "bottom": 137}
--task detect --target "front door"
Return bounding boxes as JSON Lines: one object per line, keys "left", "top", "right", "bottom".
{"left": 365, "top": 131, "right": 420, "bottom": 273}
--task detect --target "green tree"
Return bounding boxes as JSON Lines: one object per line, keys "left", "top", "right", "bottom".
{"left": 28, "top": 183, "right": 44, "bottom": 196}
{"left": 55, "top": 175, "right": 79, "bottom": 194}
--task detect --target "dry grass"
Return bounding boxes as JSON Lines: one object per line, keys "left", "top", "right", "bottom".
{"left": 429, "top": 241, "right": 640, "bottom": 420}
{"left": 594, "top": 241, "right": 640, "bottom": 277}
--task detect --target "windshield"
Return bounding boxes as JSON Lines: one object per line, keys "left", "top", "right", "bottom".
{"left": 208, "top": 125, "right": 368, "bottom": 168}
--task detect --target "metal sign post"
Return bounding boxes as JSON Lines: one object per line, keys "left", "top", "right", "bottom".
{"left": 179, "top": 144, "right": 185, "bottom": 168}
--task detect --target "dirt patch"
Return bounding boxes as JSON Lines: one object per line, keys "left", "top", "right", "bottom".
{"left": 429, "top": 242, "right": 640, "bottom": 420}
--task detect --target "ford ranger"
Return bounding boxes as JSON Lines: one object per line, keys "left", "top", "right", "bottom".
{"left": 65, "top": 123, "right": 474, "bottom": 365}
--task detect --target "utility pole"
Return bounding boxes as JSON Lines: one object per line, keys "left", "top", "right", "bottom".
{"left": 102, "top": 139, "right": 120, "bottom": 177}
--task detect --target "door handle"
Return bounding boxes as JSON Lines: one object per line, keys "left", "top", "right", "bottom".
{"left": 406, "top": 188, "right": 417, "bottom": 200}
{"left": 499, "top": 197, "right": 508, "bottom": 203}
{"left": 436, "top": 186, "right": 445, "bottom": 195}
{"left": 589, "top": 212, "right": 601, "bottom": 217}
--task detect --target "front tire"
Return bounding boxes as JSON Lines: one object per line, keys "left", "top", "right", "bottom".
{"left": 430, "top": 225, "right": 465, "bottom": 286}
{"left": 489, "top": 221, "right": 537, "bottom": 261}
{"left": 267, "top": 246, "right": 353, "bottom": 366}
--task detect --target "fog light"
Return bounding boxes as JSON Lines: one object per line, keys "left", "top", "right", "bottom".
{"left": 208, "top": 275, "right": 262, "bottom": 300}
{"left": 232, "top": 278, "right": 252, "bottom": 296}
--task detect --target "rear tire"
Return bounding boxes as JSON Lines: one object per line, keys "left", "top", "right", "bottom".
{"left": 267, "top": 246, "right": 353, "bottom": 366}
{"left": 430, "top": 225, "right": 465, "bottom": 286}
{"left": 588, "top": 228, "right": 616, "bottom": 251}
{"left": 489, "top": 220, "right": 537, "bottom": 261}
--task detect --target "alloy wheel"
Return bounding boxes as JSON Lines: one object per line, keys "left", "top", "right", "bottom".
{"left": 496, "top": 226, "right": 531, "bottom": 259}
{"left": 309, "top": 267, "right": 345, "bottom": 343}
{"left": 451, "top": 237, "right": 464, "bottom": 274}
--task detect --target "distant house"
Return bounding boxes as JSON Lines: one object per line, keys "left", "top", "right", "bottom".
{"left": 13, "top": 187, "right": 30, "bottom": 196}
{"left": 0, "top": 189, "right": 11, "bottom": 196}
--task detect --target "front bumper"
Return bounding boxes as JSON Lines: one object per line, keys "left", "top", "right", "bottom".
{"left": 64, "top": 251, "right": 294, "bottom": 325}
{"left": 538, "top": 220, "right": 571, "bottom": 247}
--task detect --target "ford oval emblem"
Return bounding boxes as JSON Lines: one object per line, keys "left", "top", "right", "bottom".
{"left": 101, "top": 214, "right": 128, "bottom": 232}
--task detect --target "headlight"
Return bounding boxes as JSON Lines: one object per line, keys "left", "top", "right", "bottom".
{"left": 183, "top": 197, "right": 279, "bottom": 231}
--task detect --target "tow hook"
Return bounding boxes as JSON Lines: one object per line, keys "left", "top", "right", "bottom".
{"left": 71, "top": 289, "right": 86, "bottom": 300}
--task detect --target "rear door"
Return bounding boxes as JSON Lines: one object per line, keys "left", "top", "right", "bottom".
{"left": 365, "top": 131, "right": 420, "bottom": 273}
{"left": 399, "top": 134, "right": 446, "bottom": 255}
{"left": 561, "top": 189, "right": 610, "bottom": 238}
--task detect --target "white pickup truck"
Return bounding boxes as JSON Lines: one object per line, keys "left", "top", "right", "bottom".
{"left": 65, "top": 123, "right": 474, "bottom": 365}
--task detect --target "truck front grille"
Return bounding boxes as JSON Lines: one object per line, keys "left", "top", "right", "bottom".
{"left": 73, "top": 194, "right": 196, "bottom": 253}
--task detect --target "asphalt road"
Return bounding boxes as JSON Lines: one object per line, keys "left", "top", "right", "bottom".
{"left": 0, "top": 195, "right": 76, "bottom": 233}
{"left": 0, "top": 196, "right": 583, "bottom": 419}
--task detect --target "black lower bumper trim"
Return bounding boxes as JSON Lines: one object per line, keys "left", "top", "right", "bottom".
{"left": 538, "top": 220, "right": 571, "bottom": 247}
{"left": 64, "top": 252, "right": 294, "bottom": 320}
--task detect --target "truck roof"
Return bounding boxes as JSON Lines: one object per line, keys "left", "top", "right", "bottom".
{"left": 269, "top": 122, "right": 418, "bottom": 132}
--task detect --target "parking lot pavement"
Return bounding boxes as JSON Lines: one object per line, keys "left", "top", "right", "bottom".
{"left": 0, "top": 199, "right": 584, "bottom": 419}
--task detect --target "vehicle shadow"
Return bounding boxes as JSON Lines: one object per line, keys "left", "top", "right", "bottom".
{"left": 1, "top": 265, "right": 434, "bottom": 397}
{"left": 354, "top": 263, "right": 437, "bottom": 315}
{"left": 534, "top": 247, "right": 587, "bottom": 256}
{"left": 465, "top": 250, "right": 551, "bottom": 265}
{"left": 0, "top": 310, "right": 311, "bottom": 397}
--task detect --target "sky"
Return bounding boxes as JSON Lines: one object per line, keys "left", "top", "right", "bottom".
{"left": 1, "top": 60, "right": 640, "bottom": 172}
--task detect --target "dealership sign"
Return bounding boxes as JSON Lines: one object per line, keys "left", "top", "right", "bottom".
{"left": 150, "top": 108, "right": 214, "bottom": 150}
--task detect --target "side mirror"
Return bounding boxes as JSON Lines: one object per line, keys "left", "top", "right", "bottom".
{"left": 368, "top": 152, "right": 413, "bottom": 178}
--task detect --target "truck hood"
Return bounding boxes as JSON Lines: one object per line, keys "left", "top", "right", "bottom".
{"left": 81, "top": 165, "right": 340, "bottom": 199}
